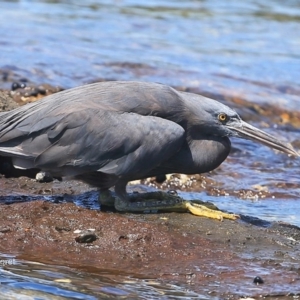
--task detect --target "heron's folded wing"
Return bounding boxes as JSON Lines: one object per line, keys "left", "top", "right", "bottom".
{"left": 0, "top": 108, "right": 185, "bottom": 177}
{"left": 36, "top": 109, "right": 185, "bottom": 177}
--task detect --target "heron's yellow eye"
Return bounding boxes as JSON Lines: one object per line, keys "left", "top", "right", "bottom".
{"left": 218, "top": 113, "right": 228, "bottom": 123}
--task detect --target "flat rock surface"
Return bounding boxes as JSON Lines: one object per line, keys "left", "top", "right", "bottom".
{"left": 0, "top": 176, "right": 299, "bottom": 299}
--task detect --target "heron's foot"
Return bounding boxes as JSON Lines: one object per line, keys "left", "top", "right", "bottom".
{"left": 112, "top": 191, "right": 239, "bottom": 221}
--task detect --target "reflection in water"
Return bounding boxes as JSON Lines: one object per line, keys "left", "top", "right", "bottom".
{"left": 0, "top": 258, "right": 203, "bottom": 299}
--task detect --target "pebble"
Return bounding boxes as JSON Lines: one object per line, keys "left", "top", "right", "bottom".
{"left": 11, "top": 82, "right": 26, "bottom": 91}
{"left": 0, "top": 226, "right": 11, "bottom": 233}
{"left": 167, "top": 190, "right": 178, "bottom": 196}
{"left": 75, "top": 232, "right": 97, "bottom": 243}
{"left": 37, "top": 85, "right": 47, "bottom": 95}
{"left": 74, "top": 229, "right": 97, "bottom": 243}
{"left": 36, "top": 171, "right": 53, "bottom": 183}
{"left": 253, "top": 276, "right": 264, "bottom": 284}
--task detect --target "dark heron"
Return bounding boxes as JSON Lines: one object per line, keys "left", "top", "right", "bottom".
{"left": 0, "top": 81, "right": 298, "bottom": 220}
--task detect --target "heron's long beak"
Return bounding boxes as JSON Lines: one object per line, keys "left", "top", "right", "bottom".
{"left": 228, "top": 120, "right": 299, "bottom": 156}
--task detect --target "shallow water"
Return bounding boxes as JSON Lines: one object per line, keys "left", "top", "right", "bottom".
{"left": 0, "top": 255, "right": 205, "bottom": 299}
{"left": 0, "top": 0, "right": 299, "bottom": 298}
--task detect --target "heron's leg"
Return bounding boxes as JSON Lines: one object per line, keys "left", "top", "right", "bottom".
{"left": 112, "top": 183, "right": 238, "bottom": 221}
{"left": 98, "top": 189, "right": 115, "bottom": 207}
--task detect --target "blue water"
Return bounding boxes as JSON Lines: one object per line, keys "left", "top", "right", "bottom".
{"left": 0, "top": 257, "right": 204, "bottom": 299}
{"left": 0, "top": 1, "right": 300, "bottom": 108}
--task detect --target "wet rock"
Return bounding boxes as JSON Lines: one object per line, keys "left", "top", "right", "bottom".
{"left": 55, "top": 226, "right": 71, "bottom": 232}
{"left": 253, "top": 276, "right": 264, "bottom": 285}
{"left": 11, "top": 82, "right": 26, "bottom": 91}
{"left": 0, "top": 226, "right": 11, "bottom": 233}
{"left": 137, "top": 173, "right": 205, "bottom": 191}
{"left": 0, "top": 69, "right": 28, "bottom": 88}
{"left": 74, "top": 229, "right": 97, "bottom": 243}
{"left": 167, "top": 190, "right": 178, "bottom": 196}
{"left": 0, "top": 91, "right": 19, "bottom": 111}
{"left": 36, "top": 171, "right": 53, "bottom": 183}
{"left": 36, "top": 85, "right": 47, "bottom": 95}
{"left": 9, "top": 83, "right": 64, "bottom": 104}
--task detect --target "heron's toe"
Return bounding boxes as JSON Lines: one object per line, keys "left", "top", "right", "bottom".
{"left": 185, "top": 201, "right": 239, "bottom": 221}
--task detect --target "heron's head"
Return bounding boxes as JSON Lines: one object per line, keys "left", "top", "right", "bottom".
{"left": 184, "top": 93, "right": 298, "bottom": 156}
{"left": 194, "top": 97, "right": 299, "bottom": 156}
